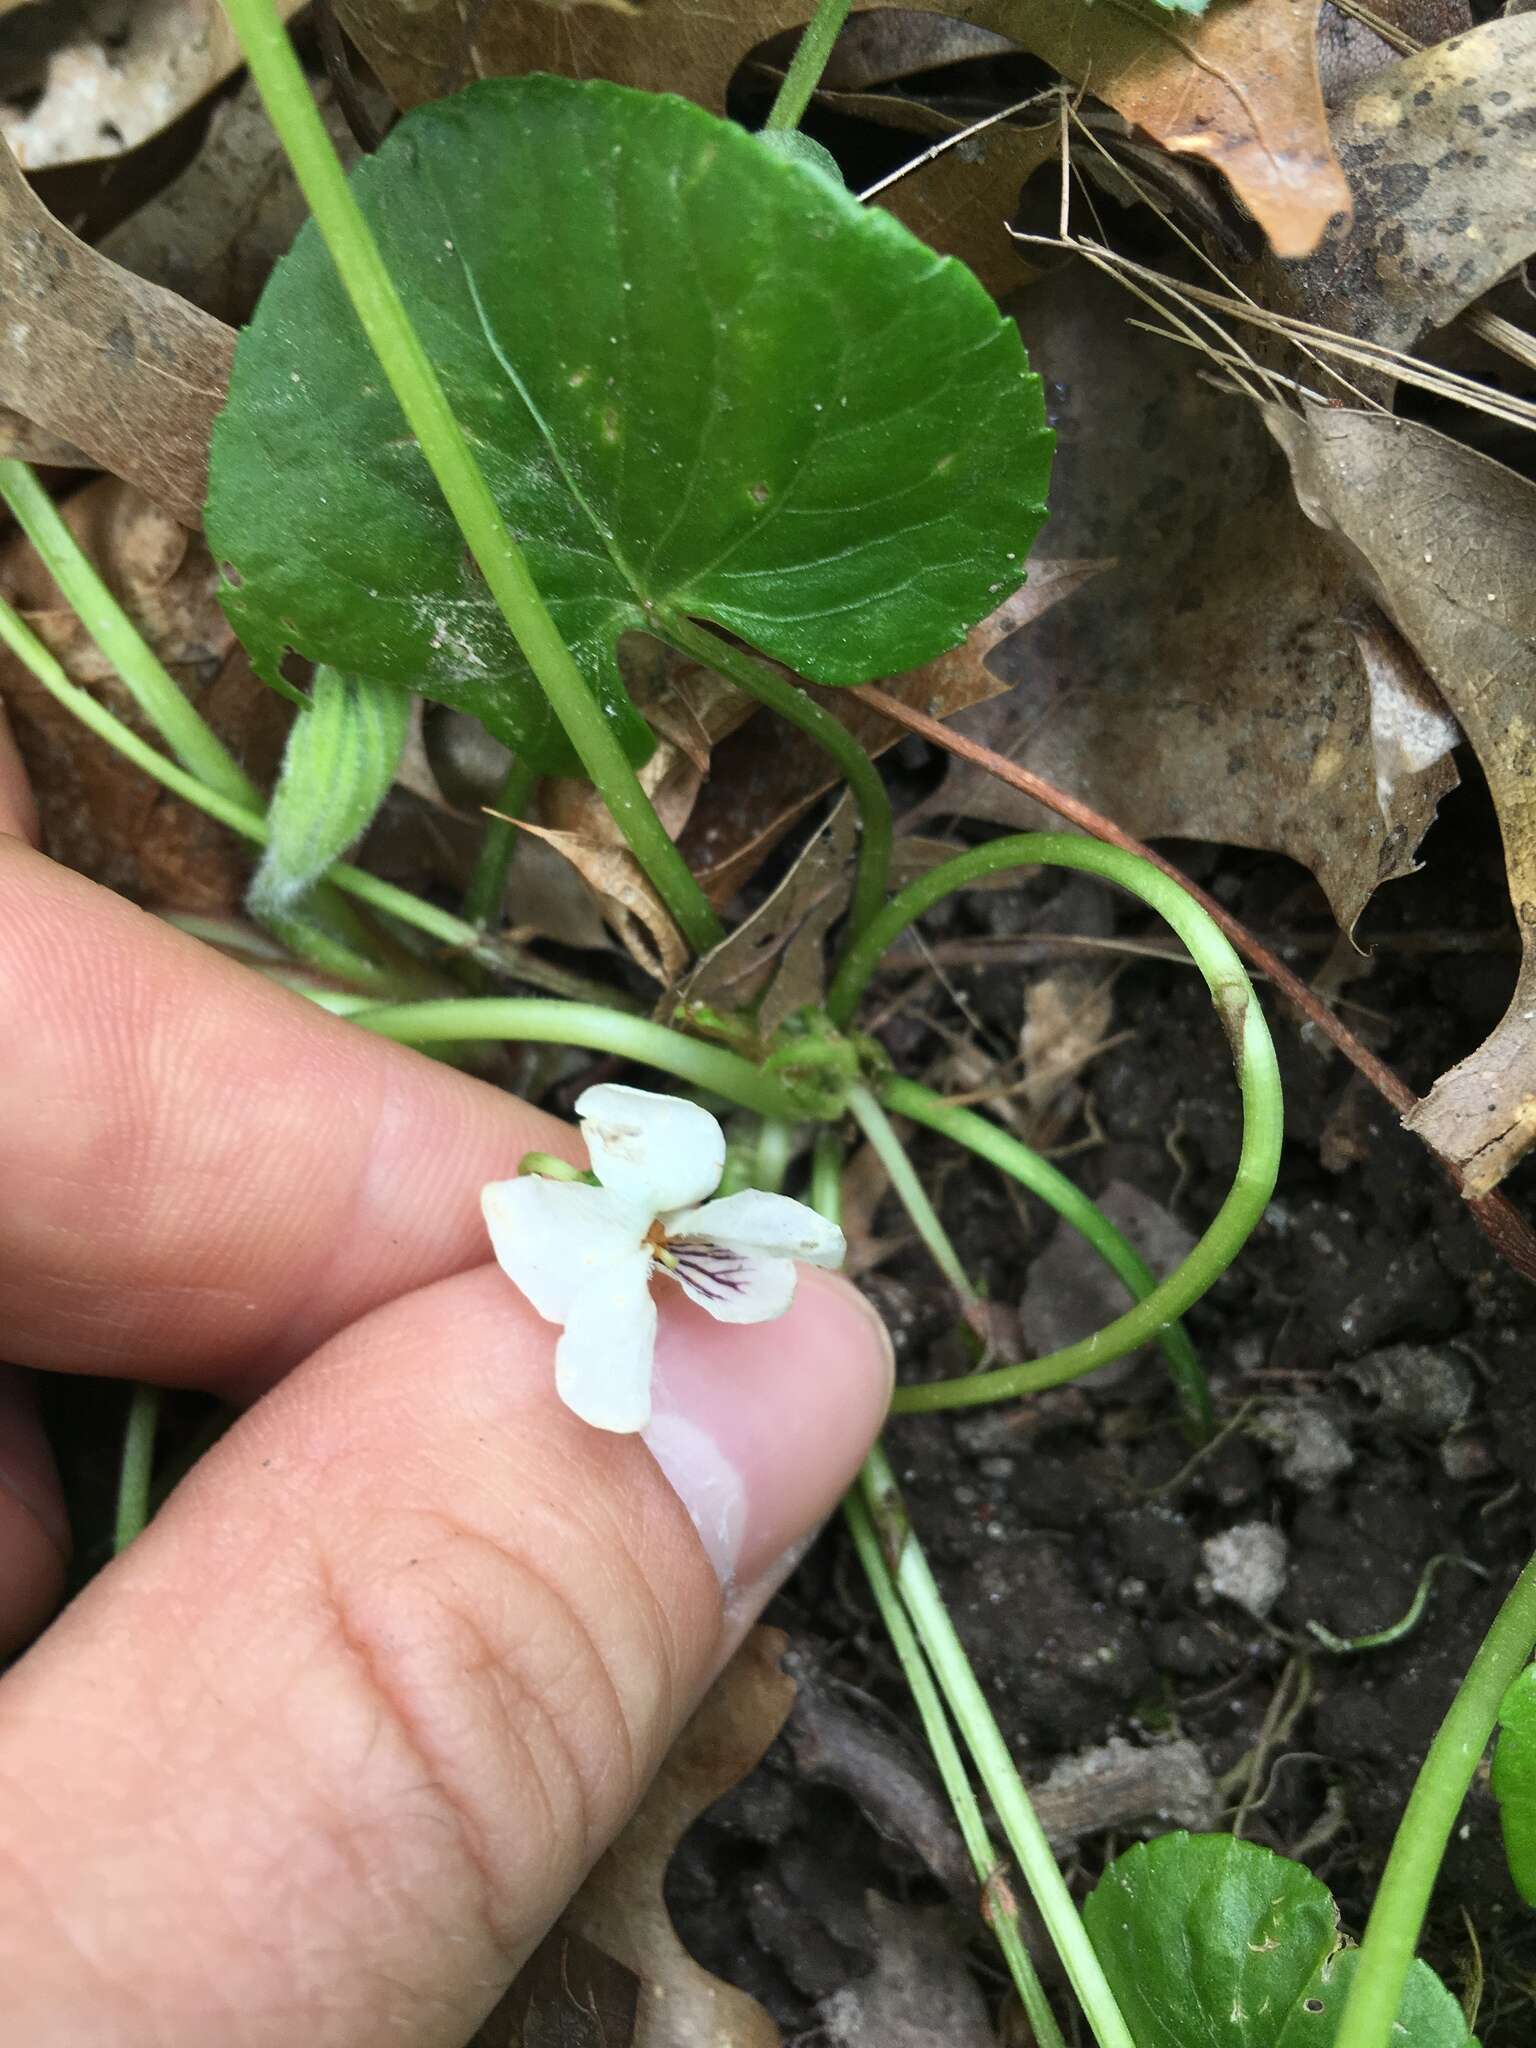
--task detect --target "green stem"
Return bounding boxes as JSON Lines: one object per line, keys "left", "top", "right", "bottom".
{"left": 763, "top": 0, "right": 853, "bottom": 131}
{"left": 826, "top": 834, "right": 1280, "bottom": 1413}
{"left": 881, "top": 1076, "right": 1213, "bottom": 1434}
{"left": 113, "top": 1384, "right": 162, "bottom": 1553}
{"left": 860, "top": 1444, "right": 1136, "bottom": 2048}
{"left": 1336, "top": 1552, "right": 1536, "bottom": 2048}
{"left": 0, "top": 593, "right": 626, "bottom": 1007}
{"left": 656, "top": 612, "right": 892, "bottom": 941}
{"left": 833, "top": 832, "right": 1257, "bottom": 1033}
{"left": 846, "top": 1081, "right": 977, "bottom": 1305}
{"left": 754, "top": 1116, "right": 795, "bottom": 1195}
{"left": 0, "top": 460, "right": 434, "bottom": 999}
{"left": 221, "top": 0, "right": 723, "bottom": 958}
{"left": 349, "top": 997, "right": 803, "bottom": 1119}
{"left": 811, "top": 1125, "right": 845, "bottom": 1220}
{"left": 0, "top": 459, "right": 256, "bottom": 806}
{"left": 464, "top": 755, "right": 538, "bottom": 931}
{"left": 813, "top": 1147, "right": 1068, "bottom": 2044}
{"left": 843, "top": 1490, "right": 1068, "bottom": 2048}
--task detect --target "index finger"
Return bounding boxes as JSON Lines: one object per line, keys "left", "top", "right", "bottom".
{"left": 0, "top": 839, "right": 577, "bottom": 1387}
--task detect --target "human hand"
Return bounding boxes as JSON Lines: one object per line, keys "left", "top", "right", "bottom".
{"left": 0, "top": 706, "right": 891, "bottom": 2045}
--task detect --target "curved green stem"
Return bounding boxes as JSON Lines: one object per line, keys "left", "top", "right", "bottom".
{"left": 656, "top": 612, "right": 892, "bottom": 942}
{"left": 831, "top": 832, "right": 1260, "bottom": 1034}
{"left": 0, "top": 593, "right": 627, "bottom": 1007}
{"left": 1336, "top": 1551, "right": 1536, "bottom": 2048}
{"left": 221, "top": 0, "right": 723, "bottom": 957}
{"left": 114, "top": 1384, "right": 162, "bottom": 1553}
{"left": 763, "top": 0, "right": 853, "bottom": 132}
{"left": 0, "top": 459, "right": 257, "bottom": 807}
{"left": 881, "top": 1076, "right": 1213, "bottom": 1434}
{"left": 846, "top": 1082, "right": 977, "bottom": 1305}
{"left": 825, "top": 834, "right": 1280, "bottom": 1413}
{"left": 349, "top": 997, "right": 803, "bottom": 1119}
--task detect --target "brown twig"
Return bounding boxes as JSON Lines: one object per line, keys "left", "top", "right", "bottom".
{"left": 855, "top": 684, "right": 1536, "bottom": 1284}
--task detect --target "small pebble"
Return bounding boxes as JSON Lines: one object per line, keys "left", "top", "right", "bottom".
{"left": 1201, "top": 1522, "right": 1289, "bottom": 1620}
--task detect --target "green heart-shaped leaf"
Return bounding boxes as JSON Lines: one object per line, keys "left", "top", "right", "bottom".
{"left": 207, "top": 75, "right": 1051, "bottom": 773}
{"left": 1083, "top": 1833, "right": 1339, "bottom": 2048}
{"left": 1273, "top": 1947, "right": 1476, "bottom": 2047}
{"left": 1085, "top": 1833, "right": 1477, "bottom": 2048}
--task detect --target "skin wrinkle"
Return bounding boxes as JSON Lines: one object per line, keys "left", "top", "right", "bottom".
{"left": 315, "top": 1546, "right": 528, "bottom": 1976}
{"left": 303, "top": 1449, "right": 704, "bottom": 1965}
{"left": 491, "top": 1458, "right": 706, "bottom": 1809}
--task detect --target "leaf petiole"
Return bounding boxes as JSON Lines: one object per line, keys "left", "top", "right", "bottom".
{"left": 464, "top": 756, "right": 538, "bottom": 932}
{"left": 762, "top": 0, "right": 854, "bottom": 133}
{"left": 655, "top": 611, "right": 893, "bottom": 943}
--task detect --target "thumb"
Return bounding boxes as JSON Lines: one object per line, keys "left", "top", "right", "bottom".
{"left": 0, "top": 1261, "right": 890, "bottom": 2047}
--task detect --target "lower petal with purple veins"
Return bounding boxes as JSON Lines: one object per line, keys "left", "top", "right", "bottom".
{"left": 668, "top": 1239, "right": 797, "bottom": 1325}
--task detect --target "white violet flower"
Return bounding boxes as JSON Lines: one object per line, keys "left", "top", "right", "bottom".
{"left": 481, "top": 1083, "right": 847, "bottom": 1433}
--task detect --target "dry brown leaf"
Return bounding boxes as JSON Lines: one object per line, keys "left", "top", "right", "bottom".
{"left": 817, "top": 12, "right": 1015, "bottom": 88}
{"left": 679, "top": 796, "right": 856, "bottom": 1031}
{"left": 0, "top": 476, "right": 286, "bottom": 908}
{"left": 0, "top": 408, "right": 88, "bottom": 467}
{"left": 679, "top": 575, "right": 1097, "bottom": 908}
{"left": 1267, "top": 402, "right": 1536, "bottom": 1194}
{"left": 334, "top": 0, "right": 1349, "bottom": 259}
{"left": 1261, "top": 14, "right": 1536, "bottom": 360}
{"left": 1314, "top": 0, "right": 1471, "bottom": 105}
{"left": 936, "top": 264, "right": 1458, "bottom": 935}
{"left": 100, "top": 74, "right": 387, "bottom": 325}
{"left": 1020, "top": 967, "right": 1118, "bottom": 1118}
{"left": 0, "top": 136, "right": 235, "bottom": 525}
{"left": 563, "top": 1626, "right": 793, "bottom": 2048}
{"left": 1019, "top": 0, "right": 1350, "bottom": 258}
{"left": 542, "top": 643, "right": 753, "bottom": 852}
{"left": 0, "top": 0, "right": 304, "bottom": 171}
{"left": 813, "top": 90, "right": 1057, "bottom": 297}
{"left": 516, "top": 818, "right": 688, "bottom": 986}
{"left": 473, "top": 1927, "right": 640, "bottom": 2047}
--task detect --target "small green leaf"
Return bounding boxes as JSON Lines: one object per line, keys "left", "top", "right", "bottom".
{"left": 1274, "top": 1947, "right": 1477, "bottom": 2047}
{"left": 1493, "top": 1660, "right": 1536, "bottom": 1905}
{"left": 250, "top": 666, "right": 409, "bottom": 914}
{"left": 208, "top": 76, "right": 1051, "bottom": 774}
{"left": 1083, "top": 1833, "right": 1338, "bottom": 2048}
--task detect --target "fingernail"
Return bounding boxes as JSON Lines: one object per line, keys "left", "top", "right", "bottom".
{"left": 644, "top": 1270, "right": 892, "bottom": 1592}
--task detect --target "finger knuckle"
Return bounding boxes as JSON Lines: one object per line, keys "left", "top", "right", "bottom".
{"left": 315, "top": 1500, "right": 682, "bottom": 1958}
